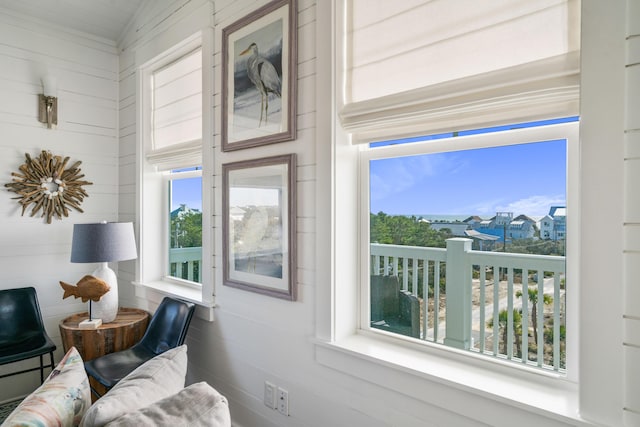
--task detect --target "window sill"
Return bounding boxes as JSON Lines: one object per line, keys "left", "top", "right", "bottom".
{"left": 133, "top": 280, "right": 215, "bottom": 321}
{"left": 314, "top": 333, "right": 591, "bottom": 426}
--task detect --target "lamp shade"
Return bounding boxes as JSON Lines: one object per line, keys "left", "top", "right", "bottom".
{"left": 71, "top": 222, "right": 137, "bottom": 263}
{"left": 41, "top": 75, "right": 57, "bottom": 97}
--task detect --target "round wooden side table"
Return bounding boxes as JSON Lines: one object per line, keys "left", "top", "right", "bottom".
{"left": 59, "top": 307, "right": 150, "bottom": 362}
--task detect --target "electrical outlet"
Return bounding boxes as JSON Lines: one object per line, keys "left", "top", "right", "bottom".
{"left": 277, "top": 387, "right": 289, "bottom": 416}
{"left": 264, "top": 381, "right": 277, "bottom": 409}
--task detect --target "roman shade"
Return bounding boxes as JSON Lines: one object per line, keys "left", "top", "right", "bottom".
{"left": 147, "top": 48, "right": 202, "bottom": 170}
{"left": 341, "top": 0, "right": 581, "bottom": 143}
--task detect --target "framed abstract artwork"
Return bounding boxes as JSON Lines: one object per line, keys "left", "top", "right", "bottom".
{"left": 222, "top": 154, "right": 297, "bottom": 300}
{"left": 221, "top": 0, "right": 297, "bottom": 151}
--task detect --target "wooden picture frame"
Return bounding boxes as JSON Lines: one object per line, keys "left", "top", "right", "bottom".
{"left": 222, "top": 154, "right": 297, "bottom": 300}
{"left": 221, "top": 0, "right": 297, "bottom": 152}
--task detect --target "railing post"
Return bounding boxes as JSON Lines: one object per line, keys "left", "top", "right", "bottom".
{"left": 444, "top": 238, "right": 472, "bottom": 350}
{"left": 187, "top": 261, "right": 194, "bottom": 281}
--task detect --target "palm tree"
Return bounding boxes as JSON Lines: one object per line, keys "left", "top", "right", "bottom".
{"left": 487, "top": 309, "right": 523, "bottom": 356}
{"left": 516, "top": 287, "right": 552, "bottom": 346}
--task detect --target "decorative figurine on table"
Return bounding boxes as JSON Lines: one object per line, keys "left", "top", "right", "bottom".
{"left": 59, "top": 275, "right": 110, "bottom": 329}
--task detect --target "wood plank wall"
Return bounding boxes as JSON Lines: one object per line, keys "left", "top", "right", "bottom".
{"left": 0, "top": 1, "right": 634, "bottom": 426}
{"left": 117, "top": 1, "right": 320, "bottom": 425}
{"left": 0, "top": 7, "right": 120, "bottom": 400}
{"left": 624, "top": 0, "right": 640, "bottom": 424}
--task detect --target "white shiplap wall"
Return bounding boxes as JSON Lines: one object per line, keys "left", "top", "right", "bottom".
{"left": 116, "top": 0, "right": 215, "bottom": 305}
{"left": 624, "top": 0, "right": 640, "bottom": 425}
{"left": 119, "top": 2, "right": 576, "bottom": 426}
{"left": 117, "top": 1, "right": 638, "bottom": 427}
{"left": 116, "top": 1, "right": 326, "bottom": 426}
{"left": 0, "top": 8, "right": 120, "bottom": 400}
{"left": 0, "top": 0, "right": 634, "bottom": 425}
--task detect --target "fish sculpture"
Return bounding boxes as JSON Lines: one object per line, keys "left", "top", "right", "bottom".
{"left": 59, "top": 275, "right": 110, "bottom": 302}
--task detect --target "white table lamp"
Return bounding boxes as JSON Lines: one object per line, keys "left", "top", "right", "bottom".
{"left": 70, "top": 222, "right": 137, "bottom": 325}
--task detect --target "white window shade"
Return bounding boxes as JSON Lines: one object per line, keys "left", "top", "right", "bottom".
{"left": 342, "top": 0, "right": 581, "bottom": 142}
{"left": 145, "top": 140, "right": 202, "bottom": 171}
{"left": 148, "top": 48, "right": 202, "bottom": 169}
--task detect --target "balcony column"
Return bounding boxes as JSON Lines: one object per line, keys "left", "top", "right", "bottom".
{"left": 187, "top": 261, "right": 194, "bottom": 281}
{"left": 444, "top": 238, "right": 472, "bottom": 350}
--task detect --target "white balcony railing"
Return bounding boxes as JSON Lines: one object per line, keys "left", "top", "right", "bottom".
{"left": 169, "top": 246, "right": 202, "bottom": 282}
{"left": 371, "top": 238, "right": 566, "bottom": 372}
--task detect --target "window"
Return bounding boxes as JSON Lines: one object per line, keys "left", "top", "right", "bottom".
{"left": 363, "top": 118, "right": 577, "bottom": 373}
{"left": 328, "top": 0, "right": 580, "bottom": 368}
{"left": 168, "top": 167, "right": 202, "bottom": 283}
{"left": 314, "top": 0, "right": 584, "bottom": 421}
{"left": 136, "top": 31, "right": 213, "bottom": 311}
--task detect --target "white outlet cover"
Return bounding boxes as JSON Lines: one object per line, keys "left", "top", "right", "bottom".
{"left": 277, "top": 387, "right": 289, "bottom": 416}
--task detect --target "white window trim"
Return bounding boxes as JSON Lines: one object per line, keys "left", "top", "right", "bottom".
{"left": 134, "top": 29, "right": 215, "bottom": 321}
{"left": 312, "top": 1, "right": 595, "bottom": 424}
{"left": 316, "top": 123, "right": 583, "bottom": 425}
{"left": 358, "top": 122, "right": 579, "bottom": 384}
{"left": 163, "top": 167, "right": 202, "bottom": 284}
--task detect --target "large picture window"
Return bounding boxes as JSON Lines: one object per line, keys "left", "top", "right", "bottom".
{"left": 362, "top": 118, "right": 578, "bottom": 373}
{"left": 317, "top": 0, "right": 584, "bottom": 421}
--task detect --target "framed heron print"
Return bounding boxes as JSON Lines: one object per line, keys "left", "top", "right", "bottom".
{"left": 222, "top": 0, "right": 297, "bottom": 152}
{"left": 222, "top": 154, "right": 297, "bottom": 300}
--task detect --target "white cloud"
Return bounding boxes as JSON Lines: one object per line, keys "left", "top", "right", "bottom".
{"left": 456, "top": 195, "right": 565, "bottom": 217}
{"left": 370, "top": 154, "right": 466, "bottom": 201}
{"left": 495, "top": 195, "right": 565, "bottom": 217}
{"left": 460, "top": 199, "right": 507, "bottom": 216}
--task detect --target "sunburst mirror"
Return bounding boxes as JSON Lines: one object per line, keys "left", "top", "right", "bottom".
{"left": 5, "top": 150, "right": 92, "bottom": 224}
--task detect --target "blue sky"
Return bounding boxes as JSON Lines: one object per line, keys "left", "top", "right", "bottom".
{"left": 369, "top": 139, "right": 567, "bottom": 218}
{"left": 169, "top": 120, "right": 572, "bottom": 218}
{"left": 174, "top": 141, "right": 567, "bottom": 218}
{"left": 171, "top": 176, "right": 202, "bottom": 211}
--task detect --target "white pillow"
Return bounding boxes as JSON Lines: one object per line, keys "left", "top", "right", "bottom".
{"left": 104, "top": 382, "right": 231, "bottom": 427}
{"left": 80, "top": 345, "right": 187, "bottom": 427}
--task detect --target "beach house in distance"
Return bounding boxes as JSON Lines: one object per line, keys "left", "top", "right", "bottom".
{"left": 427, "top": 207, "right": 566, "bottom": 248}
{"left": 540, "top": 206, "right": 567, "bottom": 241}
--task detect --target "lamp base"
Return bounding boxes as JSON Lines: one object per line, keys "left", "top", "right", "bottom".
{"left": 79, "top": 319, "right": 102, "bottom": 329}
{"left": 90, "top": 263, "right": 119, "bottom": 323}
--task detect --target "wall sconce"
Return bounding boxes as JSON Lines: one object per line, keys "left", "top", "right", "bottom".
{"left": 38, "top": 75, "right": 57, "bottom": 129}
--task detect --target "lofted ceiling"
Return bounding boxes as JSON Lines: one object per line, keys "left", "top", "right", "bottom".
{"left": 0, "top": 0, "right": 145, "bottom": 42}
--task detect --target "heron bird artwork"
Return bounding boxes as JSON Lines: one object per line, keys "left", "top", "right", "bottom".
{"left": 239, "top": 42, "right": 281, "bottom": 126}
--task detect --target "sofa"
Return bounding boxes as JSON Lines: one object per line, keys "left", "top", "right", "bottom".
{"left": 2, "top": 345, "right": 231, "bottom": 427}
